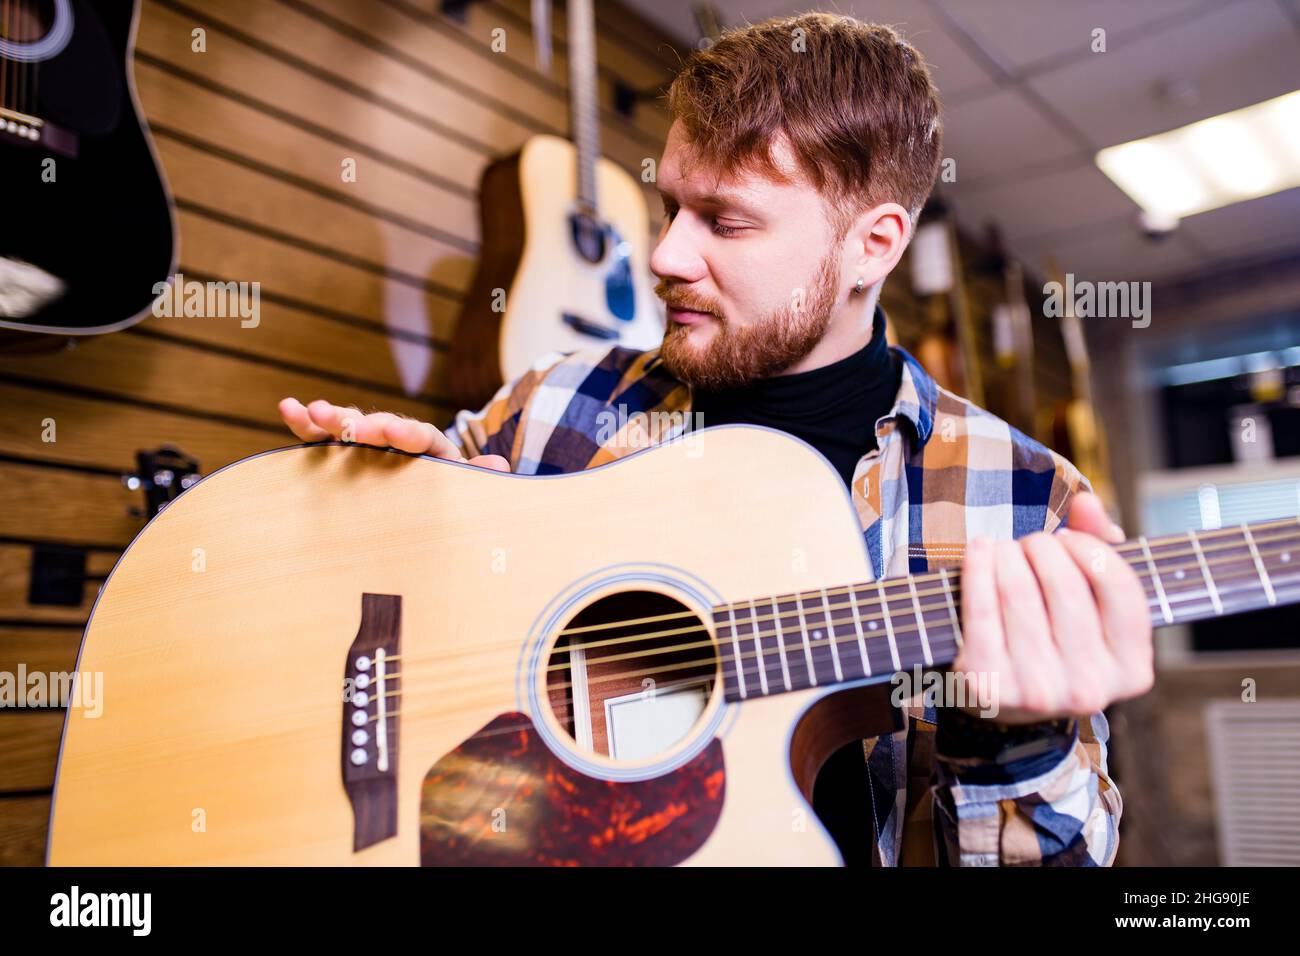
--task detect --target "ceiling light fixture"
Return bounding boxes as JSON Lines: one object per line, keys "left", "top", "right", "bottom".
{"left": 1096, "top": 89, "right": 1300, "bottom": 222}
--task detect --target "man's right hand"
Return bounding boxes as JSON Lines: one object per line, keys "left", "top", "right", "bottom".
{"left": 278, "top": 398, "right": 511, "bottom": 472}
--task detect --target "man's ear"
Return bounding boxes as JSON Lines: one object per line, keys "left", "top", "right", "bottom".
{"left": 848, "top": 202, "right": 912, "bottom": 286}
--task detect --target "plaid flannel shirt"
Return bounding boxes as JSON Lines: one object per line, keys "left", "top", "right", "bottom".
{"left": 441, "top": 335, "right": 1123, "bottom": 866}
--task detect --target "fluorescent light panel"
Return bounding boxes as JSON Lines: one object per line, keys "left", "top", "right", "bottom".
{"left": 1096, "top": 90, "right": 1300, "bottom": 220}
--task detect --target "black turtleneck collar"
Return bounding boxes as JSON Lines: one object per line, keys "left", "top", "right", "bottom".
{"left": 689, "top": 306, "right": 902, "bottom": 489}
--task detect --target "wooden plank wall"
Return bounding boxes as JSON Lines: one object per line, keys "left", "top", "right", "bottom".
{"left": 0, "top": 0, "right": 1073, "bottom": 864}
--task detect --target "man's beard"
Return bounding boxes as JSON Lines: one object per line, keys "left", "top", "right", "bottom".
{"left": 655, "top": 251, "right": 840, "bottom": 391}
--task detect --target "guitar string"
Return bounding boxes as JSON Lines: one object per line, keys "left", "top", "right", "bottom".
{"left": 588, "top": 556, "right": 1300, "bottom": 691}
{"left": 16, "top": 0, "right": 25, "bottom": 117}
{"left": 468, "top": 518, "right": 1300, "bottom": 650}
{"left": 343, "top": 560, "right": 1300, "bottom": 742}
{"left": 4, "top": 0, "right": 38, "bottom": 119}
{"left": 371, "top": 529, "right": 1300, "bottom": 668}
{"left": 31, "top": 0, "right": 37, "bottom": 121}
{"left": 361, "top": 555, "right": 1300, "bottom": 742}
{"left": 355, "top": 531, "right": 1300, "bottom": 689}
{"left": 2, "top": 0, "right": 10, "bottom": 114}
{"left": 16, "top": 0, "right": 23, "bottom": 116}
{"left": 359, "top": 580, "right": 1285, "bottom": 740}
{"left": 563, "top": 527, "right": 1300, "bottom": 654}
{"left": 16, "top": 0, "right": 20, "bottom": 115}
{"left": 707, "top": 519, "right": 1300, "bottom": 620}
{"left": 351, "top": 560, "right": 1300, "bottom": 708}
{"left": 384, "top": 546, "right": 1299, "bottom": 687}
{"left": 9, "top": 0, "right": 14, "bottom": 114}
{"left": 385, "top": 572, "right": 1299, "bottom": 711}
{"left": 7, "top": 0, "right": 14, "bottom": 115}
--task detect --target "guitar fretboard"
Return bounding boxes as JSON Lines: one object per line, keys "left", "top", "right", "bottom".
{"left": 712, "top": 518, "right": 1300, "bottom": 702}
{"left": 567, "top": 0, "right": 601, "bottom": 213}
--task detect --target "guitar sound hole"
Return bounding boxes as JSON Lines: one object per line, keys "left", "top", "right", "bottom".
{"left": 545, "top": 590, "right": 718, "bottom": 762}
{"left": 568, "top": 211, "right": 607, "bottom": 263}
{"left": 0, "top": 0, "right": 54, "bottom": 43}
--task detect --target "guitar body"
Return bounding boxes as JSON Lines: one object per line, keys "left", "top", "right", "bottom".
{"left": 448, "top": 134, "right": 664, "bottom": 409}
{"left": 48, "top": 427, "right": 897, "bottom": 866}
{"left": 0, "top": 0, "right": 175, "bottom": 339}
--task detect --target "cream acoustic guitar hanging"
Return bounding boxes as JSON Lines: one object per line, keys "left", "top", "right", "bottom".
{"left": 447, "top": 0, "right": 664, "bottom": 410}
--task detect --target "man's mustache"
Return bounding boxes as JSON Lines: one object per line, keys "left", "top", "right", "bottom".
{"left": 655, "top": 284, "right": 721, "bottom": 318}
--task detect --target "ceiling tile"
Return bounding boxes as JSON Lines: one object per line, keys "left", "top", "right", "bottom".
{"left": 938, "top": 87, "right": 1079, "bottom": 184}
{"left": 620, "top": 0, "right": 1001, "bottom": 98}
{"left": 1176, "top": 186, "right": 1300, "bottom": 259}
{"left": 831, "top": 0, "right": 1000, "bottom": 98}
{"left": 1027, "top": 0, "right": 1300, "bottom": 147}
{"left": 946, "top": 164, "right": 1136, "bottom": 244}
{"left": 933, "top": 0, "right": 1220, "bottom": 74}
{"left": 1025, "top": 223, "right": 1206, "bottom": 283}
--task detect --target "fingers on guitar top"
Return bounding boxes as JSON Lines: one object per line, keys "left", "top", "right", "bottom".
{"left": 278, "top": 398, "right": 331, "bottom": 442}
{"left": 383, "top": 417, "right": 463, "bottom": 459}
{"left": 283, "top": 398, "right": 466, "bottom": 460}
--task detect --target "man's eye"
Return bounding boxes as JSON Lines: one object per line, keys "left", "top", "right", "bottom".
{"left": 659, "top": 202, "right": 741, "bottom": 237}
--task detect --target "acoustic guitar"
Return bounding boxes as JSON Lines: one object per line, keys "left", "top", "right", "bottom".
{"left": 910, "top": 199, "right": 984, "bottom": 407}
{"left": 46, "top": 427, "right": 1300, "bottom": 865}
{"left": 0, "top": 0, "right": 175, "bottom": 343}
{"left": 1046, "top": 258, "right": 1118, "bottom": 511}
{"left": 446, "top": 0, "right": 663, "bottom": 410}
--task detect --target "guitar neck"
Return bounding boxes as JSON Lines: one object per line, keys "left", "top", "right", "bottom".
{"left": 567, "top": 0, "right": 601, "bottom": 213}
{"left": 713, "top": 517, "right": 1300, "bottom": 702}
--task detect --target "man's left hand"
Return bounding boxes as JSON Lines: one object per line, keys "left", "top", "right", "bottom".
{"left": 953, "top": 492, "right": 1155, "bottom": 725}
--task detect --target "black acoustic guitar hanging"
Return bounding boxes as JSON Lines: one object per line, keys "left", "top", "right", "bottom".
{"left": 0, "top": 0, "right": 175, "bottom": 346}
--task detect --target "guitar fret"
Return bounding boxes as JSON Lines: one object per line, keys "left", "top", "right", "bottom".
{"left": 847, "top": 584, "right": 872, "bottom": 677}
{"left": 747, "top": 599, "right": 770, "bottom": 696}
{"left": 748, "top": 599, "right": 784, "bottom": 695}
{"left": 907, "top": 577, "right": 933, "bottom": 666}
{"left": 819, "top": 588, "right": 844, "bottom": 682}
{"left": 770, "top": 597, "right": 793, "bottom": 692}
{"left": 875, "top": 580, "right": 902, "bottom": 672}
{"left": 1140, "top": 535, "right": 1174, "bottom": 625}
{"left": 794, "top": 592, "right": 819, "bottom": 686}
{"left": 725, "top": 604, "right": 747, "bottom": 699}
{"left": 1242, "top": 525, "right": 1277, "bottom": 607}
{"left": 1188, "top": 530, "right": 1223, "bottom": 616}
{"left": 940, "top": 569, "right": 963, "bottom": 648}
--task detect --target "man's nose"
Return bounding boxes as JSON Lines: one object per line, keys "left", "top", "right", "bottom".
{"left": 650, "top": 215, "right": 707, "bottom": 285}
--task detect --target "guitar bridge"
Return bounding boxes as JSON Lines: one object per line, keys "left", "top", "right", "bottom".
{"left": 341, "top": 593, "right": 401, "bottom": 851}
{"left": 0, "top": 107, "right": 78, "bottom": 156}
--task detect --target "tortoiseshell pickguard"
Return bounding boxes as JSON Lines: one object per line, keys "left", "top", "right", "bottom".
{"left": 419, "top": 712, "right": 725, "bottom": 866}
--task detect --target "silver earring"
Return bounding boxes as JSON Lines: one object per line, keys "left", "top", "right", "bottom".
{"left": 854, "top": 277, "right": 865, "bottom": 294}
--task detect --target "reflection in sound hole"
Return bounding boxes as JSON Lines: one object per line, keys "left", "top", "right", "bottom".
{"left": 0, "top": 1, "right": 54, "bottom": 43}
{"left": 546, "top": 590, "right": 717, "bottom": 761}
